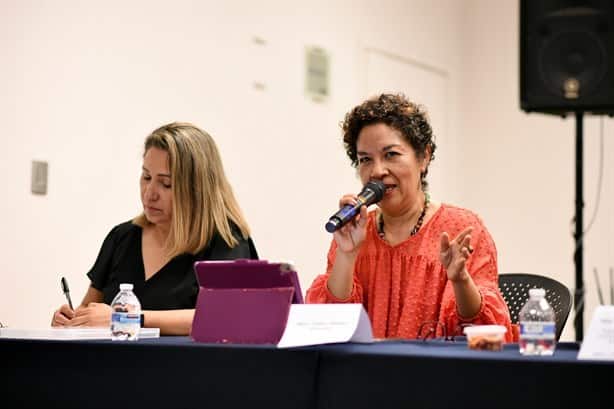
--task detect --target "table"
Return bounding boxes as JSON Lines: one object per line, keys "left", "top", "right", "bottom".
{"left": 316, "top": 340, "right": 611, "bottom": 409}
{"left": 3, "top": 336, "right": 319, "bottom": 409}
{"left": 3, "top": 337, "right": 611, "bottom": 408}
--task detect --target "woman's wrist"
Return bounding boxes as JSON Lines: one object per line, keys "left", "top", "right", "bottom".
{"left": 328, "top": 250, "right": 358, "bottom": 300}
{"left": 451, "top": 274, "right": 482, "bottom": 319}
{"left": 336, "top": 246, "right": 360, "bottom": 260}
{"left": 449, "top": 268, "right": 471, "bottom": 284}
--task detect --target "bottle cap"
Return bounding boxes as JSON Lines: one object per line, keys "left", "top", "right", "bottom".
{"left": 529, "top": 288, "right": 545, "bottom": 298}
{"left": 119, "top": 283, "right": 134, "bottom": 291}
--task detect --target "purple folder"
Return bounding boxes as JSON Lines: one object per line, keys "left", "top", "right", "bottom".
{"left": 190, "top": 259, "right": 303, "bottom": 344}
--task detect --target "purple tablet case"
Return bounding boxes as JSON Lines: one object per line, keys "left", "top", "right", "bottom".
{"left": 190, "top": 259, "right": 303, "bottom": 344}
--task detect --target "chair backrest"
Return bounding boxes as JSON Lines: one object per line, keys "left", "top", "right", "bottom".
{"left": 498, "top": 273, "right": 573, "bottom": 341}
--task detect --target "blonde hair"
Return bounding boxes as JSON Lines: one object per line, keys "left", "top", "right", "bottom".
{"left": 133, "top": 122, "right": 250, "bottom": 257}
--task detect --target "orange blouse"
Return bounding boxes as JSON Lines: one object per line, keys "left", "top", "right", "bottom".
{"left": 306, "top": 204, "right": 514, "bottom": 342}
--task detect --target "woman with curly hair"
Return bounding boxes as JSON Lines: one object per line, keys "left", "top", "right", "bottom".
{"left": 306, "top": 94, "right": 513, "bottom": 341}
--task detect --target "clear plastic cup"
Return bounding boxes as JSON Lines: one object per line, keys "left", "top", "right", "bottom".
{"left": 463, "top": 325, "right": 507, "bottom": 351}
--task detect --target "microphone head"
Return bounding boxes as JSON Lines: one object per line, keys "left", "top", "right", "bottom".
{"left": 325, "top": 218, "right": 340, "bottom": 233}
{"left": 364, "top": 180, "right": 386, "bottom": 202}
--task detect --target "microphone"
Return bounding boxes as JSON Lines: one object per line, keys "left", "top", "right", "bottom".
{"left": 325, "top": 180, "right": 386, "bottom": 233}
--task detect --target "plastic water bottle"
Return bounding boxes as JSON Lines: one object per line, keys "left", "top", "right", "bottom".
{"left": 110, "top": 283, "right": 141, "bottom": 341}
{"left": 518, "top": 288, "right": 556, "bottom": 355}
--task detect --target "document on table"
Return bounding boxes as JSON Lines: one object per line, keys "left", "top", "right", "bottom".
{"left": 0, "top": 327, "right": 160, "bottom": 340}
{"left": 277, "top": 303, "right": 373, "bottom": 348}
{"left": 578, "top": 305, "right": 614, "bottom": 360}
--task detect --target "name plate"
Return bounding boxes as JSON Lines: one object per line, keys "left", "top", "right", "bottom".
{"left": 277, "top": 303, "right": 373, "bottom": 348}
{"left": 578, "top": 305, "right": 614, "bottom": 360}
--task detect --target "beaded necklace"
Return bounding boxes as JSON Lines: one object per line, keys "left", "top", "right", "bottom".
{"left": 377, "top": 192, "right": 430, "bottom": 241}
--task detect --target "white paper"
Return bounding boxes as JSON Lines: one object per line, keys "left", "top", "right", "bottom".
{"left": 277, "top": 303, "right": 373, "bottom": 348}
{"left": 0, "top": 327, "right": 160, "bottom": 340}
{"left": 578, "top": 305, "right": 614, "bottom": 360}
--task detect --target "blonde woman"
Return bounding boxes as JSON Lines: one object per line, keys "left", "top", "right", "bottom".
{"left": 52, "top": 122, "right": 258, "bottom": 335}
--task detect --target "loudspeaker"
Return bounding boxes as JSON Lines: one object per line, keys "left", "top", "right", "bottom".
{"left": 520, "top": 0, "right": 614, "bottom": 115}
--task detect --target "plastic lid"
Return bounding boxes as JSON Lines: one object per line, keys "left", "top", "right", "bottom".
{"left": 529, "top": 288, "right": 545, "bottom": 298}
{"left": 463, "top": 325, "right": 507, "bottom": 336}
{"left": 119, "top": 283, "right": 134, "bottom": 291}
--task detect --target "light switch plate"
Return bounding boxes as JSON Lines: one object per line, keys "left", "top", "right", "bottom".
{"left": 305, "top": 46, "right": 330, "bottom": 102}
{"left": 31, "top": 160, "right": 48, "bottom": 195}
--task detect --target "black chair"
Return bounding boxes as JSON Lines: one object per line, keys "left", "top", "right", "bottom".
{"left": 498, "top": 273, "right": 573, "bottom": 341}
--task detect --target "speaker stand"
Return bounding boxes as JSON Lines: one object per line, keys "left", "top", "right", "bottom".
{"left": 574, "top": 111, "right": 585, "bottom": 342}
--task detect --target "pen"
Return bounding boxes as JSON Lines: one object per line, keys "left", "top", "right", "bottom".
{"left": 61, "top": 276, "right": 74, "bottom": 310}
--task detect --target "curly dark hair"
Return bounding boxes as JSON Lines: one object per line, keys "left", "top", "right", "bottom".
{"left": 341, "top": 93, "right": 437, "bottom": 190}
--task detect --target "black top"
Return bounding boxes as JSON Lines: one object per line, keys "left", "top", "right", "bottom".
{"left": 87, "top": 221, "right": 259, "bottom": 309}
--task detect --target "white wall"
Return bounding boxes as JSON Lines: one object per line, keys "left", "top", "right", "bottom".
{"left": 1, "top": 0, "right": 611, "bottom": 342}
{"left": 460, "top": 0, "right": 614, "bottom": 341}
{"left": 0, "top": 0, "right": 465, "bottom": 328}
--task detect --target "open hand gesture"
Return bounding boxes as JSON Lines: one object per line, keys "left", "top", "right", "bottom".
{"left": 440, "top": 226, "right": 474, "bottom": 282}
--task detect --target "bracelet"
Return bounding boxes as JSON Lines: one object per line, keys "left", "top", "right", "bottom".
{"left": 140, "top": 313, "right": 145, "bottom": 328}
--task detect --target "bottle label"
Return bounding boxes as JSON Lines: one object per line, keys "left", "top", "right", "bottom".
{"left": 519, "top": 321, "right": 556, "bottom": 340}
{"left": 111, "top": 312, "right": 140, "bottom": 324}
{"left": 111, "top": 312, "right": 140, "bottom": 340}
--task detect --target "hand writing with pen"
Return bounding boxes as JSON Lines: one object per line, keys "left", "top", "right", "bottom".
{"left": 52, "top": 303, "right": 112, "bottom": 327}
{"left": 51, "top": 277, "right": 112, "bottom": 327}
